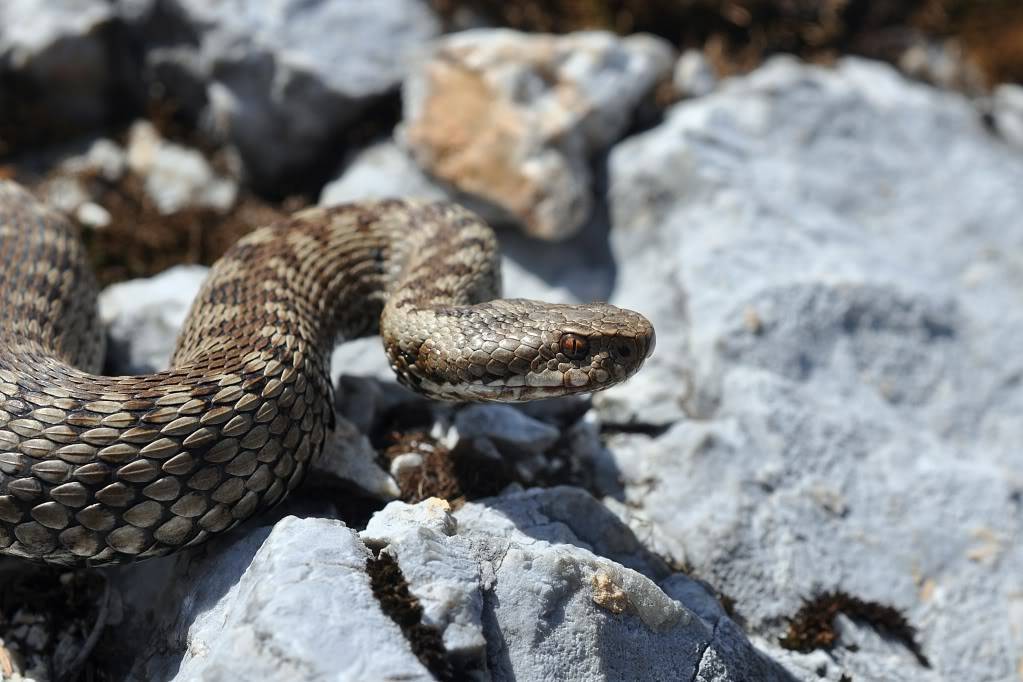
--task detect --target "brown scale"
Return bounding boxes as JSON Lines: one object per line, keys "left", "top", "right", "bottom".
{"left": 0, "top": 180, "right": 654, "bottom": 565}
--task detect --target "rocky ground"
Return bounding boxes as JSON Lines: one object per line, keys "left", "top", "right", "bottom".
{"left": 2, "top": 1, "right": 1023, "bottom": 681}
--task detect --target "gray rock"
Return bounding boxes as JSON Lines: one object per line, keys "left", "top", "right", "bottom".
{"left": 400, "top": 29, "right": 674, "bottom": 239}
{"left": 990, "top": 83, "right": 1023, "bottom": 150}
{"left": 37, "top": 123, "right": 235, "bottom": 229}
{"left": 122, "top": 516, "right": 433, "bottom": 681}
{"left": 35, "top": 137, "right": 124, "bottom": 230}
{"left": 59, "top": 137, "right": 127, "bottom": 183}
{"left": 454, "top": 404, "right": 560, "bottom": 455}
{"left": 365, "top": 491, "right": 793, "bottom": 682}
{"left": 604, "top": 55, "right": 1023, "bottom": 425}
{"left": 331, "top": 372, "right": 425, "bottom": 438}
{"left": 459, "top": 486, "right": 670, "bottom": 580}
{"left": 449, "top": 404, "right": 566, "bottom": 486}
{"left": 329, "top": 336, "right": 395, "bottom": 388}
{"left": 313, "top": 415, "right": 400, "bottom": 501}
{"left": 37, "top": 174, "right": 95, "bottom": 219}
{"left": 320, "top": 140, "right": 449, "bottom": 207}
{"left": 113, "top": 491, "right": 786, "bottom": 682}
{"left": 362, "top": 499, "right": 486, "bottom": 671}
{"left": 125, "top": 120, "right": 238, "bottom": 214}
{"left": 0, "top": 0, "right": 128, "bottom": 145}
{"left": 673, "top": 49, "right": 717, "bottom": 98}
{"left": 74, "top": 200, "right": 113, "bottom": 229}
{"left": 129, "top": 0, "right": 441, "bottom": 186}
{"left": 602, "top": 56, "right": 1023, "bottom": 680}
{"left": 99, "top": 265, "right": 209, "bottom": 373}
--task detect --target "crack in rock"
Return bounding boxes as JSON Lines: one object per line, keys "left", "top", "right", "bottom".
{"left": 366, "top": 549, "right": 457, "bottom": 681}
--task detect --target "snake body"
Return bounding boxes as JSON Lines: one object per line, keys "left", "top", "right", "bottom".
{"left": 0, "top": 180, "right": 653, "bottom": 565}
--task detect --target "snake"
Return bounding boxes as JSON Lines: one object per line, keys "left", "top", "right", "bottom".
{"left": 0, "top": 179, "right": 654, "bottom": 565}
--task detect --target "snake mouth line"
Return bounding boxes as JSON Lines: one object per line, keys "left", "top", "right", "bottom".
{"left": 419, "top": 372, "right": 623, "bottom": 403}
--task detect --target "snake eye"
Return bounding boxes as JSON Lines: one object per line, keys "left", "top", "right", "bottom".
{"left": 559, "top": 333, "right": 589, "bottom": 360}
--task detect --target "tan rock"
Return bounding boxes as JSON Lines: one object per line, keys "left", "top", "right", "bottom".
{"left": 401, "top": 30, "right": 674, "bottom": 240}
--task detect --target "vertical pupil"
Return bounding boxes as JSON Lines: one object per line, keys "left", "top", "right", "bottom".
{"left": 562, "top": 334, "right": 586, "bottom": 357}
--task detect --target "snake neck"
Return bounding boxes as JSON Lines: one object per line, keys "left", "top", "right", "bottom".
{"left": 172, "top": 200, "right": 501, "bottom": 374}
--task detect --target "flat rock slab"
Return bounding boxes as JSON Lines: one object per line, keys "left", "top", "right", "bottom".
{"left": 601, "top": 56, "right": 1023, "bottom": 680}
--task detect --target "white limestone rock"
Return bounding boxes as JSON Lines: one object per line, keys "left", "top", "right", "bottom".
{"left": 673, "top": 49, "right": 717, "bottom": 98}
{"left": 364, "top": 491, "right": 792, "bottom": 681}
{"left": 99, "top": 264, "right": 209, "bottom": 374}
{"left": 990, "top": 83, "right": 1023, "bottom": 150}
{"left": 122, "top": 517, "right": 434, "bottom": 681}
{"left": 125, "top": 120, "right": 238, "bottom": 214}
{"left": 320, "top": 140, "right": 449, "bottom": 208}
{"left": 602, "top": 56, "right": 1023, "bottom": 680}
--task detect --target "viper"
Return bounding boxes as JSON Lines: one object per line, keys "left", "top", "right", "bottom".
{"left": 0, "top": 180, "right": 654, "bottom": 565}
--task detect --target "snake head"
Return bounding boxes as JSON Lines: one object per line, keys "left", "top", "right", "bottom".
{"left": 389, "top": 299, "right": 655, "bottom": 402}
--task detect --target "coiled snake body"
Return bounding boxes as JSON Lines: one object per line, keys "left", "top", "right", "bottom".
{"left": 0, "top": 180, "right": 653, "bottom": 565}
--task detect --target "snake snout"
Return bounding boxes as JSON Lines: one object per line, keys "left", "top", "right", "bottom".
{"left": 607, "top": 307, "right": 655, "bottom": 366}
